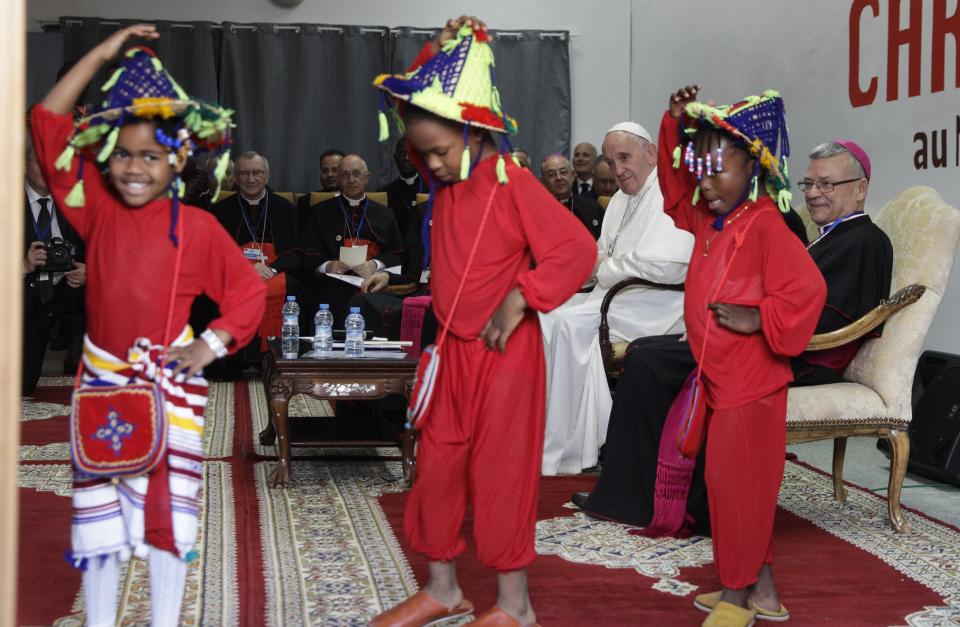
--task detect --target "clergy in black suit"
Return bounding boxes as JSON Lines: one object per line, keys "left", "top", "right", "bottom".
{"left": 23, "top": 140, "right": 86, "bottom": 394}
{"left": 206, "top": 152, "right": 302, "bottom": 370}
{"left": 349, "top": 200, "right": 430, "bottom": 338}
{"left": 378, "top": 139, "right": 426, "bottom": 237}
{"left": 300, "top": 155, "right": 403, "bottom": 327}
{"left": 541, "top": 154, "right": 604, "bottom": 239}
{"left": 571, "top": 141, "right": 600, "bottom": 199}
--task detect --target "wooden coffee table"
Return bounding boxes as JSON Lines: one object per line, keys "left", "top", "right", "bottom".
{"left": 259, "top": 341, "right": 418, "bottom": 487}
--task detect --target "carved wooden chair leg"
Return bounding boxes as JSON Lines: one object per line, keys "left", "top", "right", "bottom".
{"left": 887, "top": 429, "right": 912, "bottom": 533}
{"left": 831, "top": 437, "right": 848, "bottom": 502}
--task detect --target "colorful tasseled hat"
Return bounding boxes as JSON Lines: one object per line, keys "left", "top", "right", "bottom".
{"left": 373, "top": 23, "right": 518, "bottom": 184}
{"left": 674, "top": 90, "right": 792, "bottom": 214}
{"left": 54, "top": 46, "right": 234, "bottom": 244}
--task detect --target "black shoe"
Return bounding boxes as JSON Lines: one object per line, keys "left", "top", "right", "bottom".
{"left": 571, "top": 492, "right": 590, "bottom": 510}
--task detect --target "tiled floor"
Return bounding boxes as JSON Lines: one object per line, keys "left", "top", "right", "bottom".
{"left": 789, "top": 438, "right": 960, "bottom": 527}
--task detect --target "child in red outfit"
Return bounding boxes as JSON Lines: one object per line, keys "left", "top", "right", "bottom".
{"left": 370, "top": 17, "right": 596, "bottom": 627}
{"left": 658, "top": 85, "right": 826, "bottom": 627}
{"left": 32, "top": 25, "right": 264, "bottom": 627}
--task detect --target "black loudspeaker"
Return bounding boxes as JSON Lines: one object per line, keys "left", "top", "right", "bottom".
{"left": 900, "top": 351, "right": 960, "bottom": 486}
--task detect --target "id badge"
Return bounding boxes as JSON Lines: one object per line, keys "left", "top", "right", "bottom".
{"left": 339, "top": 244, "right": 368, "bottom": 268}
{"left": 419, "top": 269, "right": 431, "bottom": 284}
{"left": 243, "top": 247, "right": 263, "bottom": 261}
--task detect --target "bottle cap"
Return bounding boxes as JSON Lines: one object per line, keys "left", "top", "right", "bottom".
{"left": 349, "top": 307, "right": 361, "bottom": 313}
{"left": 319, "top": 304, "right": 329, "bottom": 310}
{"left": 286, "top": 296, "right": 296, "bottom": 301}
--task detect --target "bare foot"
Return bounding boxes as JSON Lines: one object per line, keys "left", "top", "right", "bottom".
{"left": 748, "top": 564, "right": 782, "bottom": 612}
{"left": 422, "top": 583, "right": 464, "bottom": 609}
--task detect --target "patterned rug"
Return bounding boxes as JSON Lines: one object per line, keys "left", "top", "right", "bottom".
{"left": 17, "top": 379, "right": 960, "bottom": 625}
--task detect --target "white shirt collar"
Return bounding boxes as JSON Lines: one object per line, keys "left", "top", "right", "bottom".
{"left": 241, "top": 189, "right": 267, "bottom": 204}
{"left": 400, "top": 173, "right": 419, "bottom": 186}
{"left": 344, "top": 193, "right": 367, "bottom": 207}
{"left": 816, "top": 211, "right": 868, "bottom": 236}
{"left": 25, "top": 181, "right": 51, "bottom": 210}
{"left": 576, "top": 177, "right": 593, "bottom": 187}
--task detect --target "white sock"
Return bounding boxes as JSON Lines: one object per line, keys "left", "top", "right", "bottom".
{"left": 82, "top": 553, "right": 120, "bottom": 627}
{"left": 148, "top": 547, "right": 188, "bottom": 627}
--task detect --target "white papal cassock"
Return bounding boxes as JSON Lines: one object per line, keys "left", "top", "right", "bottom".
{"left": 540, "top": 168, "right": 694, "bottom": 475}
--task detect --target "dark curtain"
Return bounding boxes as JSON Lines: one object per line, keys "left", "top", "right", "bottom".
{"left": 60, "top": 18, "right": 220, "bottom": 111}
{"left": 56, "top": 18, "right": 571, "bottom": 191}
{"left": 219, "top": 23, "right": 390, "bottom": 192}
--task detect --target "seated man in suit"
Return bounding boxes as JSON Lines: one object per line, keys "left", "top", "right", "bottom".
{"left": 301, "top": 154, "right": 403, "bottom": 327}
{"left": 22, "top": 133, "right": 86, "bottom": 394}
{"left": 296, "top": 148, "right": 345, "bottom": 229}
{"left": 541, "top": 154, "right": 604, "bottom": 239}
{"left": 209, "top": 151, "right": 301, "bottom": 362}
{"left": 572, "top": 141, "right": 600, "bottom": 199}
{"left": 379, "top": 138, "right": 426, "bottom": 237}
{"left": 593, "top": 157, "right": 619, "bottom": 197}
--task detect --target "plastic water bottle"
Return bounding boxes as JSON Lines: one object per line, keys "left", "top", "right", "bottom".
{"left": 313, "top": 304, "right": 334, "bottom": 353}
{"left": 281, "top": 296, "right": 300, "bottom": 359}
{"left": 344, "top": 307, "right": 365, "bottom": 358}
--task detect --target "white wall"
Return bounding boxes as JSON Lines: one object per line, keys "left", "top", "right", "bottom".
{"left": 26, "top": 0, "right": 632, "bottom": 153}
{"left": 631, "top": 0, "right": 960, "bottom": 354}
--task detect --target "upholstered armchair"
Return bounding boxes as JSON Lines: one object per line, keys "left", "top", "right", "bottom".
{"left": 786, "top": 187, "right": 960, "bottom": 533}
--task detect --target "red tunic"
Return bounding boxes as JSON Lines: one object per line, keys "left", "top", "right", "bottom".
{"left": 430, "top": 155, "right": 597, "bottom": 340}
{"left": 30, "top": 104, "right": 265, "bottom": 358}
{"left": 658, "top": 111, "right": 826, "bottom": 410}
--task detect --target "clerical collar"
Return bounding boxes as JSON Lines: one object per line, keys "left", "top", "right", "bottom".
{"left": 817, "top": 211, "right": 867, "bottom": 236}
{"left": 241, "top": 189, "right": 267, "bottom": 205}
{"left": 344, "top": 194, "right": 367, "bottom": 207}
{"left": 576, "top": 177, "right": 593, "bottom": 187}
{"left": 400, "top": 174, "right": 419, "bottom": 186}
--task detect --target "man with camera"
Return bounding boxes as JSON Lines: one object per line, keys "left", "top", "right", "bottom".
{"left": 23, "top": 134, "right": 85, "bottom": 395}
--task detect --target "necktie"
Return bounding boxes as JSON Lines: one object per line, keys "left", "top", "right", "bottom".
{"left": 37, "top": 198, "right": 51, "bottom": 241}
{"left": 581, "top": 182, "right": 590, "bottom": 196}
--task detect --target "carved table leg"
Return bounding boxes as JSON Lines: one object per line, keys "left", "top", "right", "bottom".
{"left": 402, "top": 426, "right": 417, "bottom": 484}
{"left": 269, "top": 377, "right": 295, "bottom": 488}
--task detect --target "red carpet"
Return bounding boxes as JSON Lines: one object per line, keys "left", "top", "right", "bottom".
{"left": 17, "top": 379, "right": 960, "bottom": 625}
{"left": 380, "top": 475, "right": 948, "bottom": 626}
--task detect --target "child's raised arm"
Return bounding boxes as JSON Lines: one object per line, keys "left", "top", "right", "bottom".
{"left": 42, "top": 24, "right": 158, "bottom": 115}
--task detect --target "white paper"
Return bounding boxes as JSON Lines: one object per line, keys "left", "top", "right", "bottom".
{"left": 339, "top": 244, "right": 368, "bottom": 268}
{"left": 324, "top": 273, "right": 364, "bottom": 287}
{"left": 384, "top": 265, "right": 401, "bottom": 274}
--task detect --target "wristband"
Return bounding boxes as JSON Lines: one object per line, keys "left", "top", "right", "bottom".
{"left": 201, "top": 329, "right": 229, "bottom": 359}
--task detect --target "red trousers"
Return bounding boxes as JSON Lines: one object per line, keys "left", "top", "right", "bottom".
{"left": 404, "top": 313, "right": 545, "bottom": 571}
{"left": 705, "top": 387, "right": 787, "bottom": 589}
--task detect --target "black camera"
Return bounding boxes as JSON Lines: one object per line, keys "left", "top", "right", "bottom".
{"left": 43, "top": 237, "right": 75, "bottom": 273}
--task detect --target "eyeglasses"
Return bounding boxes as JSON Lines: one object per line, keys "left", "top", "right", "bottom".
{"left": 338, "top": 170, "right": 370, "bottom": 180}
{"left": 236, "top": 169, "right": 267, "bottom": 179}
{"left": 797, "top": 178, "right": 861, "bottom": 193}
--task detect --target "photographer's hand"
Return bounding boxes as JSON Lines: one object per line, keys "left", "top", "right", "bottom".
{"left": 65, "top": 261, "right": 86, "bottom": 288}
{"left": 23, "top": 241, "right": 46, "bottom": 274}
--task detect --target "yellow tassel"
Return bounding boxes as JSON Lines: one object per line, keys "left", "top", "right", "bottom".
{"left": 55, "top": 145, "right": 76, "bottom": 171}
{"left": 511, "top": 154, "right": 522, "bottom": 167}
{"left": 177, "top": 177, "right": 186, "bottom": 199}
{"left": 212, "top": 150, "right": 231, "bottom": 201}
{"left": 496, "top": 154, "right": 508, "bottom": 184}
{"left": 777, "top": 188, "right": 793, "bottom": 213}
{"left": 692, "top": 185, "right": 700, "bottom": 205}
{"left": 65, "top": 180, "right": 85, "bottom": 207}
{"left": 672, "top": 145, "right": 681, "bottom": 169}
{"left": 100, "top": 67, "right": 124, "bottom": 92}
{"left": 748, "top": 176, "right": 759, "bottom": 202}
{"left": 150, "top": 57, "right": 164, "bottom": 73}
{"left": 378, "top": 111, "right": 389, "bottom": 142}
{"left": 96, "top": 127, "right": 119, "bottom": 163}
{"left": 460, "top": 146, "right": 471, "bottom": 180}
